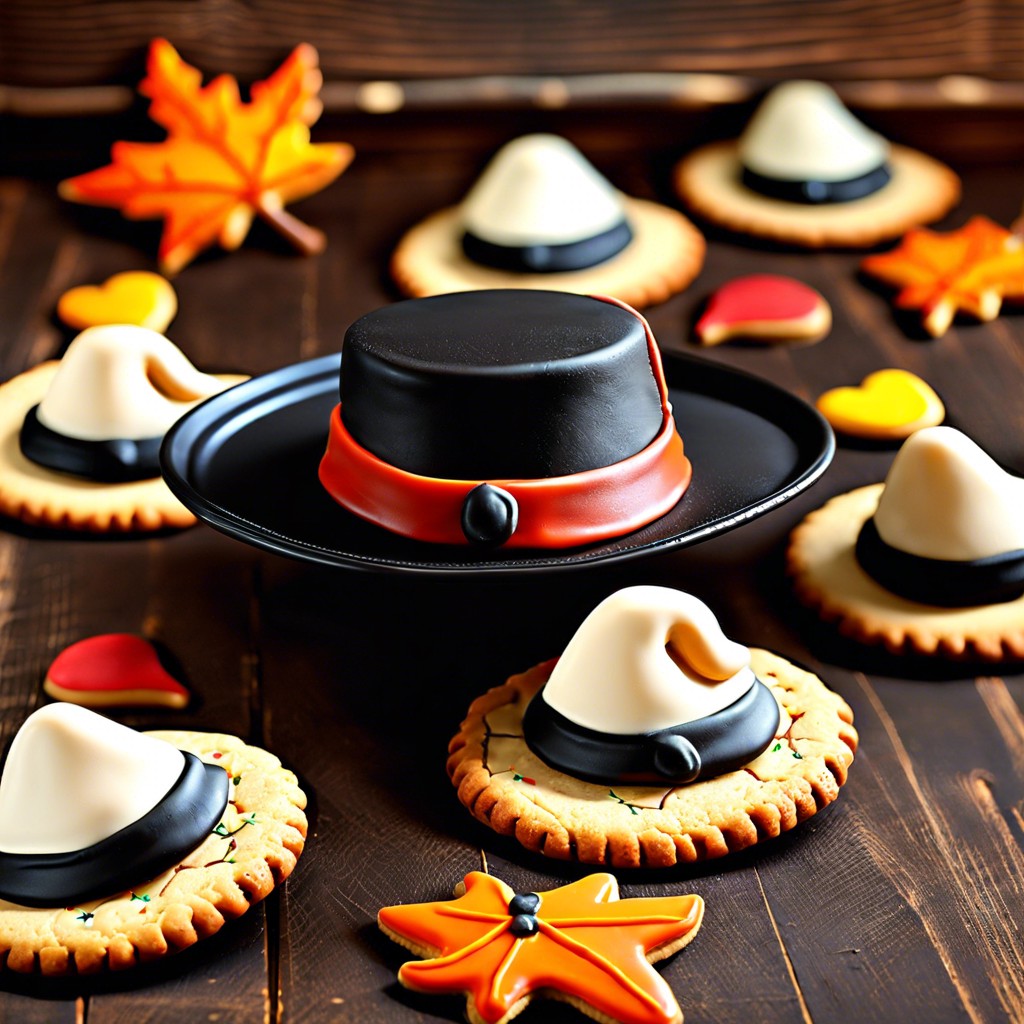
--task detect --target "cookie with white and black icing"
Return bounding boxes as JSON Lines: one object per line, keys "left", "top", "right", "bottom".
{"left": 319, "top": 291, "right": 692, "bottom": 548}
{"left": 788, "top": 426, "right": 1024, "bottom": 658}
{"left": 392, "top": 134, "right": 704, "bottom": 309}
{"left": 448, "top": 586, "right": 857, "bottom": 868}
{"left": 0, "top": 325, "right": 245, "bottom": 530}
{"left": 675, "top": 81, "right": 960, "bottom": 248}
{"left": 0, "top": 704, "right": 306, "bottom": 974}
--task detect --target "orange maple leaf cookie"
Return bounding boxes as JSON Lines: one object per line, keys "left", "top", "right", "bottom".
{"left": 59, "top": 40, "right": 354, "bottom": 274}
{"left": 378, "top": 872, "right": 703, "bottom": 1024}
{"left": 861, "top": 216, "right": 1024, "bottom": 337}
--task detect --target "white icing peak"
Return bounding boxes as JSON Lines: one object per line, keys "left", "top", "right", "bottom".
{"left": 874, "top": 426, "right": 1024, "bottom": 561}
{"left": 36, "top": 324, "right": 232, "bottom": 442}
{"left": 739, "top": 80, "right": 889, "bottom": 183}
{"left": 0, "top": 703, "right": 185, "bottom": 855}
{"left": 461, "top": 134, "right": 627, "bottom": 247}
{"left": 542, "top": 586, "right": 755, "bottom": 735}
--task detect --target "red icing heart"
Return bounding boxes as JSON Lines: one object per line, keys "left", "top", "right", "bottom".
{"left": 695, "top": 274, "right": 830, "bottom": 345}
{"left": 44, "top": 634, "right": 189, "bottom": 709}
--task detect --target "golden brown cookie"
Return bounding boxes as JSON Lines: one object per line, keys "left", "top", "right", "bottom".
{"left": 391, "top": 197, "right": 706, "bottom": 310}
{"left": 447, "top": 651, "right": 856, "bottom": 868}
{"left": 788, "top": 484, "right": 1024, "bottom": 659}
{"left": 0, "top": 362, "right": 243, "bottom": 532}
{"left": 674, "top": 141, "right": 960, "bottom": 249}
{"left": 0, "top": 730, "right": 307, "bottom": 975}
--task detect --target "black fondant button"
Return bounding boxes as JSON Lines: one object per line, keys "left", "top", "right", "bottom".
{"left": 508, "top": 892, "right": 541, "bottom": 915}
{"left": 652, "top": 734, "right": 701, "bottom": 783}
{"left": 510, "top": 913, "right": 540, "bottom": 937}
{"left": 461, "top": 484, "right": 519, "bottom": 546}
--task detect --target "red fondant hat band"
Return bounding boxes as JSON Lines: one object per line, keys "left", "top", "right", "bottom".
{"left": 318, "top": 295, "right": 691, "bottom": 548}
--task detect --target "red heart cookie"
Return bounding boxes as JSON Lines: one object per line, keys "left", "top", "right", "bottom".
{"left": 695, "top": 274, "right": 831, "bottom": 346}
{"left": 43, "top": 634, "right": 189, "bottom": 709}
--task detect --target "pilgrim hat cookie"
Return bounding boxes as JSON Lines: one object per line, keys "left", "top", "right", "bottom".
{"left": 0, "top": 704, "right": 307, "bottom": 974}
{"left": 447, "top": 586, "right": 857, "bottom": 868}
{"left": 391, "top": 134, "right": 705, "bottom": 309}
{"left": 674, "top": 81, "right": 960, "bottom": 248}
{"left": 788, "top": 426, "right": 1024, "bottom": 659}
{"left": 0, "top": 324, "right": 246, "bottom": 531}
{"left": 319, "top": 290, "right": 692, "bottom": 549}
{"left": 378, "top": 872, "right": 704, "bottom": 1024}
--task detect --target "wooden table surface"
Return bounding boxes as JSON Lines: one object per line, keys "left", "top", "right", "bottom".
{"left": 1, "top": 134, "right": 1024, "bottom": 1024}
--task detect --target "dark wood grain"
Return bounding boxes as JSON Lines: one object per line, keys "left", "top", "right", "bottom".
{"left": 4, "top": 0, "right": 1024, "bottom": 88}
{"left": 2, "top": 112, "right": 1024, "bottom": 1024}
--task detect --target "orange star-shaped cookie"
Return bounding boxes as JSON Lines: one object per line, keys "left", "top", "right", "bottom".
{"left": 861, "top": 216, "right": 1024, "bottom": 337}
{"left": 377, "top": 871, "right": 703, "bottom": 1024}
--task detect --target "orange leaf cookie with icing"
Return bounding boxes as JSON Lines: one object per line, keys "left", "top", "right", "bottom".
{"left": 816, "top": 369, "right": 945, "bottom": 440}
{"left": 695, "top": 274, "right": 831, "bottom": 346}
{"left": 59, "top": 39, "right": 354, "bottom": 274}
{"left": 44, "top": 634, "right": 190, "bottom": 709}
{"left": 861, "top": 216, "right": 1024, "bottom": 337}
{"left": 57, "top": 272, "right": 178, "bottom": 333}
{"left": 378, "top": 871, "right": 703, "bottom": 1024}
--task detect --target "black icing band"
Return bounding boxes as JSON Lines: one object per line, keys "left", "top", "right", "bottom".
{"left": 740, "top": 163, "right": 891, "bottom": 204}
{"left": 19, "top": 405, "right": 163, "bottom": 483}
{"left": 0, "top": 752, "right": 229, "bottom": 908}
{"left": 855, "top": 516, "right": 1024, "bottom": 607}
{"left": 461, "top": 220, "right": 633, "bottom": 273}
{"left": 522, "top": 679, "right": 780, "bottom": 786}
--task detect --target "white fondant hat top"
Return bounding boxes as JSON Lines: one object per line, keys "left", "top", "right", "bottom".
{"left": 874, "top": 426, "right": 1024, "bottom": 561}
{"left": 461, "top": 134, "right": 627, "bottom": 247}
{"left": 0, "top": 703, "right": 185, "bottom": 855}
{"left": 36, "top": 324, "right": 232, "bottom": 442}
{"left": 739, "top": 80, "right": 889, "bottom": 183}
{"left": 542, "top": 585, "right": 755, "bottom": 735}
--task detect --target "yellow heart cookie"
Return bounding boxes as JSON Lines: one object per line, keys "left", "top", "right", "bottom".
{"left": 57, "top": 272, "right": 178, "bottom": 333}
{"left": 816, "top": 369, "right": 945, "bottom": 440}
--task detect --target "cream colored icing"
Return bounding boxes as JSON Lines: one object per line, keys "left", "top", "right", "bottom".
{"left": 0, "top": 703, "right": 185, "bottom": 855}
{"left": 542, "top": 586, "right": 755, "bottom": 734}
{"left": 739, "top": 80, "right": 889, "bottom": 183}
{"left": 36, "top": 324, "right": 233, "bottom": 441}
{"left": 461, "top": 134, "right": 627, "bottom": 247}
{"left": 874, "top": 426, "right": 1024, "bottom": 561}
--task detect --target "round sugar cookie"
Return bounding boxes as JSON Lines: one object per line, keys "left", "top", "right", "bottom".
{"left": 0, "top": 362, "right": 244, "bottom": 532}
{"left": 0, "top": 730, "right": 307, "bottom": 975}
{"left": 788, "top": 484, "right": 1024, "bottom": 659}
{"left": 447, "top": 650, "right": 856, "bottom": 869}
{"left": 674, "top": 141, "right": 960, "bottom": 249}
{"left": 391, "top": 197, "right": 706, "bottom": 310}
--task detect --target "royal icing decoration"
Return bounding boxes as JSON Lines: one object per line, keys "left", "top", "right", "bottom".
{"left": 378, "top": 872, "right": 703, "bottom": 1024}
{"left": 59, "top": 39, "right": 354, "bottom": 274}
{"left": 861, "top": 216, "right": 1024, "bottom": 337}
{"left": 695, "top": 274, "right": 831, "bottom": 346}
{"left": 57, "top": 272, "right": 178, "bottom": 334}
{"left": 815, "top": 369, "right": 945, "bottom": 440}
{"left": 44, "top": 634, "right": 190, "bottom": 709}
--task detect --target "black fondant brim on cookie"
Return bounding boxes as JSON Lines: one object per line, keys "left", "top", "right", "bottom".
{"left": 20, "top": 405, "right": 163, "bottom": 483}
{"left": 0, "top": 752, "right": 229, "bottom": 908}
{"left": 856, "top": 516, "right": 1024, "bottom": 607}
{"left": 522, "top": 680, "right": 780, "bottom": 786}
{"left": 740, "top": 164, "right": 891, "bottom": 204}
{"left": 461, "top": 220, "right": 634, "bottom": 273}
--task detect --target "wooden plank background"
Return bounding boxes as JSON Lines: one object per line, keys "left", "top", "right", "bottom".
{"left": 2, "top": 58, "right": 1024, "bottom": 1024}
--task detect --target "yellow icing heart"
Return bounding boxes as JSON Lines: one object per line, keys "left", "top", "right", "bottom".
{"left": 816, "top": 369, "right": 945, "bottom": 440}
{"left": 57, "top": 272, "right": 178, "bottom": 333}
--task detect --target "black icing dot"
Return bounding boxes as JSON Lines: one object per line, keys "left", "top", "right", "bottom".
{"left": 508, "top": 892, "right": 541, "bottom": 916}
{"left": 652, "top": 734, "right": 701, "bottom": 783}
{"left": 510, "top": 913, "right": 539, "bottom": 937}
